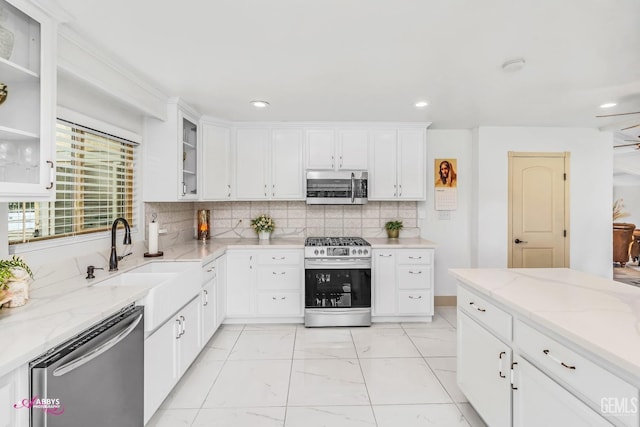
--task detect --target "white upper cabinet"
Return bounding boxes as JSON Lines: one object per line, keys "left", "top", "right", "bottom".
{"left": 143, "top": 99, "right": 200, "bottom": 201}
{"left": 0, "top": 0, "right": 56, "bottom": 200}
{"left": 271, "top": 128, "right": 304, "bottom": 199}
{"left": 305, "top": 129, "right": 368, "bottom": 171}
{"left": 201, "top": 122, "right": 232, "bottom": 200}
{"left": 234, "top": 127, "right": 304, "bottom": 200}
{"left": 369, "top": 128, "right": 426, "bottom": 200}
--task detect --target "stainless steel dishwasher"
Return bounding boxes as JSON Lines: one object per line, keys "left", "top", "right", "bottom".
{"left": 30, "top": 304, "right": 144, "bottom": 427}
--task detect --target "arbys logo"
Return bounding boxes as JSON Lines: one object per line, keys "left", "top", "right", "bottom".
{"left": 14, "top": 396, "right": 64, "bottom": 415}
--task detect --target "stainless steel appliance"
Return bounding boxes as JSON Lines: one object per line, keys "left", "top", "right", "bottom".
{"left": 304, "top": 237, "right": 372, "bottom": 327}
{"left": 306, "top": 170, "right": 368, "bottom": 205}
{"left": 30, "top": 305, "right": 144, "bottom": 427}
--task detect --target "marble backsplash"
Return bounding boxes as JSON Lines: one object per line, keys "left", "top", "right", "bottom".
{"left": 144, "top": 201, "right": 419, "bottom": 244}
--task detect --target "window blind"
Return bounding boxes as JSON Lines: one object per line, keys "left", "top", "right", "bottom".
{"left": 8, "top": 120, "right": 138, "bottom": 244}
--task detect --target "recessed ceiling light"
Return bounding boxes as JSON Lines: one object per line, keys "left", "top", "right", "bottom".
{"left": 600, "top": 102, "right": 617, "bottom": 109}
{"left": 415, "top": 101, "right": 429, "bottom": 108}
{"left": 250, "top": 100, "right": 270, "bottom": 108}
{"left": 501, "top": 58, "right": 526, "bottom": 72}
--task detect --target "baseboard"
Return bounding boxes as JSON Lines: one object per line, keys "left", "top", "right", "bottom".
{"left": 435, "top": 296, "right": 457, "bottom": 306}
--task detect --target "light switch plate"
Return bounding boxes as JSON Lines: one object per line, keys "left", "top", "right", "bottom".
{"left": 438, "top": 211, "right": 452, "bottom": 220}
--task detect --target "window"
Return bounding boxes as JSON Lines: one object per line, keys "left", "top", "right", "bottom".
{"left": 8, "top": 119, "right": 137, "bottom": 244}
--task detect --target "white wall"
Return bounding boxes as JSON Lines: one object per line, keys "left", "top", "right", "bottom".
{"left": 475, "top": 127, "right": 613, "bottom": 278}
{"left": 419, "top": 129, "right": 473, "bottom": 296}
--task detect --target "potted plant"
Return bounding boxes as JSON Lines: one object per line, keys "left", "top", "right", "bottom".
{"left": 0, "top": 255, "right": 33, "bottom": 308}
{"left": 251, "top": 214, "right": 275, "bottom": 240}
{"left": 384, "top": 220, "right": 403, "bottom": 239}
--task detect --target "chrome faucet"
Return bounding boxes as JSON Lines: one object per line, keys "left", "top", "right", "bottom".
{"left": 109, "top": 217, "right": 132, "bottom": 271}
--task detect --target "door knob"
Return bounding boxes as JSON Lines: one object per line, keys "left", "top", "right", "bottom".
{"left": 514, "top": 238, "right": 528, "bottom": 244}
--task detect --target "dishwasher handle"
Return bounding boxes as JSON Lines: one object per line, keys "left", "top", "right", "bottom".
{"left": 53, "top": 313, "right": 143, "bottom": 377}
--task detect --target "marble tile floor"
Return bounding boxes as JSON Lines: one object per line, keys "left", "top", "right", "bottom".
{"left": 147, "top": 306, "right": 487, "bottom": 427}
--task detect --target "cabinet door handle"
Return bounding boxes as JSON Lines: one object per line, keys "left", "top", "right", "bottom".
{"left": 182, "top": 182, "right": 187, "bottom": 196}
{"left": 498, "top": 351, "right": 506, "bottom": 378}
{"left": 272, "top": 271, "right": 286, "bottom": 275}
{"left": 339, "top": 155, "right": 343, "bottom": 168}
{"left": 399, "top": 184, "right": 402, "bottom": 197}
{"left": 203, "top": 289, "right": 209, "bottom": 306}
{"left": 175, "top": 319, "right": 182, "bottom": 339}
{"left": 393, "top": 184, "right": 397, "bottom": 197}
{"left": 272, "top": 296, "right": 286, "bottom": 300}
{"left": 180, "top": 315, "right": 186, "bottom": 336}
{"left": 272, "top": 184, "right": 275, "bottom": 197}
{"left": 543, "top": 349, "right": 576, "bottom": 370}
{"left": 272, "top": 256, "right": 286, "bottom": 260}
{"left": 408, "top": 295, "right": 422, "bottom": 299}
{"left": 379, "top": 254, "right": 393, "bottom": 257}
{"left": 249, "top": 255, "right": 253, "bottom": 269}
{"left": 469, "top": 302, "right": 486, "bottom": 312}
{"left": 408, "top": 256, "right": 422, "bottom": 259}
{"left": 331, "top": 155, "right": 334, "bottom": 169}
{"left": 227, "top": 184, "right": 231, "bottom": 197}
{"left": 46, "top": 160, "right": 54, "bottom": 189}
{"left": 264, "top": 184, "right": 267, "bottom": 197}
{"left": 511, "top": 362, "right": 518, "bottom": 390}
{"left": 408, "top": 271, "right": 422, "bottom": 275}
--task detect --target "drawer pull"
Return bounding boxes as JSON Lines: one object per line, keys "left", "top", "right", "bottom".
{"left": 272, "top": 271, "right": 286, "bottom": 275}
{"left": 408, "top": 256, "right": 422, "bottom": 259}
{"left": 408, "top": 270, "right": 422, "bottom": 274}
{"left": 272, "top": 296, "right": 286, "bottom": 300}
{"left": 469, "top": 302, "right": 486, "bottom": 312}
{"left": 543, "top": 349, "right": 576, "bottom": 370}
{"left": 408, "top": 295, "right": 422, "bottom": 299}
{"left": 206, "top": 267, "right": 215, "bottom": 272}
{"left": 272, "top": 256, "right": 286, "bottom": 260}
{"left": 498, "top": 351, "right": 506, "bottom": 378}
{"left": 379, "top": 254, "right": 393, "bottom": 257}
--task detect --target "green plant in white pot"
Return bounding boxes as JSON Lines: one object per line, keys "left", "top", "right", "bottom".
{"left": 0, "top": 255, "right": 33, "bottom": 308}
{"left": 384, "top": 220, "right": 403, "bottom": 238}
{"left": 251, "top": 214, "right": 275, "bottom": 240}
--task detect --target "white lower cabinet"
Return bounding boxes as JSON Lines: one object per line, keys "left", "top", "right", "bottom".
{"left": 201, "top": 260, "right": 217, "bottom": 344}
{"left": 215, "top": 254, "right": 227, "bottom": 328}
{"left": 457, "top": 284, "right": 637, "bottom": 427}
{"left": 225, "top": 249, "right": 303, "bottom": 320}
{"left": 0, "top": 365, "right": 28, "bottom": 427}
{"left": 513, "top": 358, "right": 612, "bottom": 427}
{"left": 144, "top": 296, "right": 202, "bottom": 424}
{"left": 458, "top": 311, "right": 512, "bottom": 427}
{"left": 372, "top": 248, "right": 434, "bottom": 320}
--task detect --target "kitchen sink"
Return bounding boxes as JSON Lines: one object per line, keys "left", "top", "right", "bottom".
{"left": 93, "top": 261, "right": 201, "bottom": 332}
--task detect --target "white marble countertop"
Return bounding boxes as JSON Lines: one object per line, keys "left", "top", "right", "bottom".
{"left": 0, "top": 236, "right": 436, "bottom": 377}
{"left": 449, "top": 268, "right": 640, "bottom": 381}
{"left": 367, "top": 237, "right": 437, "bottom": 248}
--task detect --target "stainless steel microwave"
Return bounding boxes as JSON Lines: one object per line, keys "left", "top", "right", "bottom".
{"left": 306, "top": 170, "right": 368, "bottom": 205}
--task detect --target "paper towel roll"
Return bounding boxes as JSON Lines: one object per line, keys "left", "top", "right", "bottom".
{"left": 149, "top": 222, "right": 159, "bottom": 254}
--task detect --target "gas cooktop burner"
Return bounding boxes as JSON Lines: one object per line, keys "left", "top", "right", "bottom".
{"left": 305, "top": 237, "right": 370, "bottom": 247}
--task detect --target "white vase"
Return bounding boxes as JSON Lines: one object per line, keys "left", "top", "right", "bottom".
{"left": 6, "top": 279, "right": 29, "bottom": 307}
{"left": 0, "top": 26, "right": 14, "bottom": 60}
{"left": 258, "top": 231, "right": 271, "bottom": 240}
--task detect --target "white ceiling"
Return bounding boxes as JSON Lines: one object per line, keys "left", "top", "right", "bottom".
{"left": 53, "top": 0, "right": 640, "bottom": 137}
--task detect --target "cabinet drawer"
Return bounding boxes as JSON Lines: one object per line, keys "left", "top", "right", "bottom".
{"left": 457, "top": 286, "right": 512, "bottom": 342}
{"left": 515, "top": 320, "right": 638, "bottom": 427}
{"left": 257, "top": 292, "right": 301, "bottom": 315}
{"left": 202, "top": 261, "right": 217, "bottom": 283}
{"left": 257, "top": 266, "right": 302, "bottom": 290}
{"left": 396, "top": 250, "right": 433, "bottom": 265}
{"left": 397, "top": 265, "right": 432, "bottom": 290}
{"left": 257, "top": 251, "right": 302, "bottom": 265}
{"left": 398, "top": 290, "right": 432, "bottom": 314}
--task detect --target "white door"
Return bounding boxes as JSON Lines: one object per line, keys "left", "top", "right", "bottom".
{"left": 235, "top": 129, "right": 269, "bottom": 199}
{"left": 338, "top": 129, "right": 369, "bottom": 170}
{"left": 509, "top": 153, "right": 569, "bottom": 268}
{"left": 306, "top": 129, "right": 336, "bottom": 169}
{"left": 272, "top": 129, "right": 304, "bottom": 199}
{"left": 373, "top": 250, "right": 397, "bottom": 315}
{"left": 397, "top": 129, "right": 426, "bottom": 200}
{"left": 458, "top": 312, "right": 512, "bottom": 427}
{"left": 201, "top": 123, "right": 232, "bottom": 200}
{"left": 369, "top": 130, "right": 398, "bottom": 199}
{"left": 513, "top": 358, "right": 612, "bottom": 427}
{"left": 178, "top": 297, "right": 202, "bottom": 375}
{"left": 226, "top": 252, "right": 255, "bottom": 316}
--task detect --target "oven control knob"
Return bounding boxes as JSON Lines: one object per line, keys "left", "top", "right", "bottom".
{"left": 358, "top": 249, "right": 363, "bottom": 255}
{"left": 363, "top": 249, "right": 368, "bottom": 255}
{"left": 320, "top": 249, "right": 325, "bottom": 255}
{"left": 314, "top": 249, "right": 319, "bottom": 255}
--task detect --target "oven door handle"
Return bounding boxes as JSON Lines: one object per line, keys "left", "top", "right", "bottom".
{"left": 53, "top": 313, "right": 143, "bottom": 377}
{"left": 305, "top": 259, "right": 371, "bottom": 269}
{"left": 351, "top": 172, "right": 355, "bottom": 203}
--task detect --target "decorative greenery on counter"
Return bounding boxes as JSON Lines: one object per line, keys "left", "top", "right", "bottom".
{"left": 0, "top": 255, "right": 33, "bottom": 290}
{"left": 613, "top": 198, "right": 630, "bottom": 222}
{"left": 251, "top": 214, "right": 275, "bottom": 233}
{"left": 384, "top": 220, "right": 404, "bottom": 231}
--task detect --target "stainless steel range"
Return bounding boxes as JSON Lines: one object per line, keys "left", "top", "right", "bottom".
{"left": 304, "top": 237, "right": 372, "bottom": 327}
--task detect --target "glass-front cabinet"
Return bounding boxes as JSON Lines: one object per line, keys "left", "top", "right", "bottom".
{"left": 180, "top": 114, "right": 198, "bottom": 198}
{"left": 0, "top": 0, "right": 55, "bottom": 200}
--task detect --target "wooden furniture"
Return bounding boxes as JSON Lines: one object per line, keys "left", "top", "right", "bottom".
{"left": 613, "top": 223, "right": 635, "bottom": 267}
